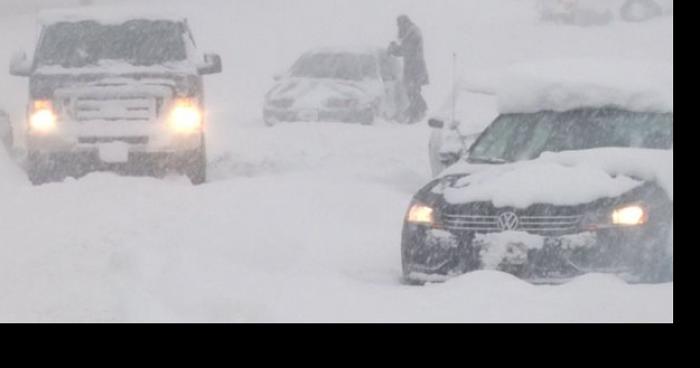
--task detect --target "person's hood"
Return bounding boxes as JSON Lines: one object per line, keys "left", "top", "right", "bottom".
{"left": 433, "top": 148, "right": 673, "bottom": 208}
{"left": 265, "top": 77, "right": 379, "bottom": 109}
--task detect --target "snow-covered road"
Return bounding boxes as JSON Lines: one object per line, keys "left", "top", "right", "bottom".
{"left": 0, "top": 124, "right": 673, "bottom": 322}
{"left": 0, "top": 0, "right": 673, "bottom": 322}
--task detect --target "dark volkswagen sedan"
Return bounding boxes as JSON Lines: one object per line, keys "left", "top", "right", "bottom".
{"left": 402, "top": 107, "right": 673, "bottom": 284}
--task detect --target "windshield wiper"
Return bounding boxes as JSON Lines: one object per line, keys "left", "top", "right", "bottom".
{"left": 467, "top": 156, "right": 508, "bottom": 164}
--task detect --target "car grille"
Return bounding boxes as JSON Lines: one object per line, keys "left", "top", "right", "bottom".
{"left": 70, "top": 96, "right": 160, "bottom": 122}
{"left": 441, "top": 213, "right": 583, "bottom": 235}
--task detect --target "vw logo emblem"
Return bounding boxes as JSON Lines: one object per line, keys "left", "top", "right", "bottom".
{"left": 497, "top": 212, "right": 520, "bottom": 231}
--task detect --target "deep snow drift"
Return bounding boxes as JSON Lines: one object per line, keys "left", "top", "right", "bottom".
{"left": 0, "top": 0, "right": 673, "bottom": 322}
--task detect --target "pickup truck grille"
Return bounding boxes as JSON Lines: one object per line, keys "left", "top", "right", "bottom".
{"left": 441, "top": 213, "right": 583, "bottom": 236}
{"left": 71, "top": 96, "right": 159, "bottom": 122}
{"left": 78, "top": 136, "right": 149, "bottom": 145}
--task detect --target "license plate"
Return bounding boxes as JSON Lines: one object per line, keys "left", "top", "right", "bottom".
{"left": 97, "top": 142, "right": 130, "bottom": 163}
{"left": 298, "top": 109, "right": 319, "bottom": 122}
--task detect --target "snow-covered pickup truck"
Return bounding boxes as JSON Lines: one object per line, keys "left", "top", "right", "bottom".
{"left": 9, "top": 10, "right": 222, "bottom": 185}
{"left": 402, "top": 60, "right": 673, "bottom": 285}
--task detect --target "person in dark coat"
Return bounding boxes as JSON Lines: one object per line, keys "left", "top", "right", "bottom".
{"left": 389, "top": 15, "right": 429, "bottom": 123}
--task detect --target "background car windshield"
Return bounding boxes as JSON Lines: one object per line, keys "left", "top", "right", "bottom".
{"left": 290, "top": 53, "right": 378, "bottom": 80}
{"left": 470, "top": 108, "right": 673, "bottom": 163}
{"left": 36, "top": 20, "right": 187, "bottom": 67}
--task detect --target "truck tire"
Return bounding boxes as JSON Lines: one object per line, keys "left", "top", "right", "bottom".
{"left": 184, "top": 141, "right": 207, "bottom": 185}
{"left": 26, "top": 152, "right": 62, "bottom": 186}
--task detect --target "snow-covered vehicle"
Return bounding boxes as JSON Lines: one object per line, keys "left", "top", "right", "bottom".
{"left": 538, "top": 0, "right": 615, "bottom": 25}
{"left": 538, "top": 0, "right": 668, "bottom": 25}
{"left": 9, "top": 10, "right": 222, "bottom": 185}
{"left": 402, "top": 61, "right": 673, "bottom": 285}
{"left": 0, "top": 110, "right": 13, "bottom": 151}
{"left": 428, "top": 87, "right": 498, "bottom": 177}
{"left": 620, "top": 0, "right": 664, "bottom": 22}
{"left": 263, "top": 47, "right": 408, "bottom": 126}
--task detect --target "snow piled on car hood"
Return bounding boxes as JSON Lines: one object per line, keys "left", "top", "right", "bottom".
{"left": 440, "top": 148, "right": 672, "bottom": 207}
{"left": 461, "top": 59, "right": 673, "bottom": 114}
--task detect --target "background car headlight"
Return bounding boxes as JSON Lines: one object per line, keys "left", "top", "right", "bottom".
{"left": 612, "top": 205, "right": 648, "bottom": 226}
{"left": 29, "top": 100, "right": 57, "bottom": 133}
{"left": 169, "top": 98, "right": 202, "bottom": 133}
{"left": 407, "top": 203, "right": 434, "bottom": 224}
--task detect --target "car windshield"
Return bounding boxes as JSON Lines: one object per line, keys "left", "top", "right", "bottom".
{"left": 35, "top": 20, "right": 187, "bottom": 68}
{"left": 290, "top": 52, "right": 378, "bottom": 80}
{"left": 469, "top": 107, "right": 673, "bottom": 163}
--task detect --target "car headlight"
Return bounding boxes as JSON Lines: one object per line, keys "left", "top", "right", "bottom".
{"left": 29, "top": 100, "right": 57, "bottom": 133}
{"left": 612, "top": 204, "right": 648, "bottom": 226}
{"left": 169, "top": 98, "right": 202, "bottom": 133}
{"left": 407, "top": 203, "right": 435, "bottom": 225}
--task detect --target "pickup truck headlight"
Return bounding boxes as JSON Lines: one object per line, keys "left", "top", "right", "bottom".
{"left": 407, "top": 203, "right": 435, "bottom": 225}
{"left": 29, "top": 100, "right": 57, "bottom": 133}
{"left": 612, "top": 204, "right": 648, "bottom": 226}
{"left": 169, "top": 98, "right": 202, "bottom": 133}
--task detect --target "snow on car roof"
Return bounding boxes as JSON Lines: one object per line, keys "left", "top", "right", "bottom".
{"left": 460, "top": 59, "right": 673, "bottom": 114}
{"left": 38, "top": 8, "right": 186, "bottom": 26}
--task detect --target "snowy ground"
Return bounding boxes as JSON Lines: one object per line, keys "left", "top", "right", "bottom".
{"left": 0, "top": 0, "right": 673, "bottom": 322}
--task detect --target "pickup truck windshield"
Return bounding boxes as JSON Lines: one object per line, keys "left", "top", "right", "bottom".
{"left": 469, "top": 107, "right": 673, "bottom": 163}
{"left": 35, "top": 20, "right": 187, "bottom": 68}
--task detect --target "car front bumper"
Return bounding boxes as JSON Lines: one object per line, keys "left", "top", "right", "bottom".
{"left": 263, "top": 106, "right": 374, "bottom": 123}
{"left": 26, "top": 120, "right": 203, "bottom": 154}
{"left": 401, "top": 223, "right": 655, "bottom": 283}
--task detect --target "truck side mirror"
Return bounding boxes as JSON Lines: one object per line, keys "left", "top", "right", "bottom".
{"left": 10, "top": 51, "right": 32, "bottom": 77}
{"left": 198, "top": 53, "right": 222, "bottom": 75}
{"left": 428, "top": 118, "right": 444, "bottom": 129}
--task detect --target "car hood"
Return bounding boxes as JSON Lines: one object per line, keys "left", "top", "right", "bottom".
{"left": 434, "top": 148, "right": 673, "bottom": 208}
{"left": 266, "top": 77, "right": 379, "bottom": 109}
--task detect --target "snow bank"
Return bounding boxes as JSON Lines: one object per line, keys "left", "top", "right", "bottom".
{"left": 462, "top": 59, "right": 673, "bottom": 114}
{"left": 442, "top": 148, "right": 672, "bottom": 207}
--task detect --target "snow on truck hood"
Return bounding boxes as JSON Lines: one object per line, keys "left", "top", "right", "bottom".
{"left": 35, "top": 60, "right": 198, "bottom": 76}
{"left": 459, "top": 59, "right": 673, "bottom": 114}
{"left": 438, "top": 148, "right": 673, "bottom": 208}
{"left": 267, "top": 78, "right": 377, "bottom": 108}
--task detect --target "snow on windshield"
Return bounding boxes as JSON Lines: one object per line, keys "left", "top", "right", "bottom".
{"left": 36, "top": 20, "right": 187, "bottom": 67}
{"left": 290, "top": 52, "right": 378, "bottom": 81}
